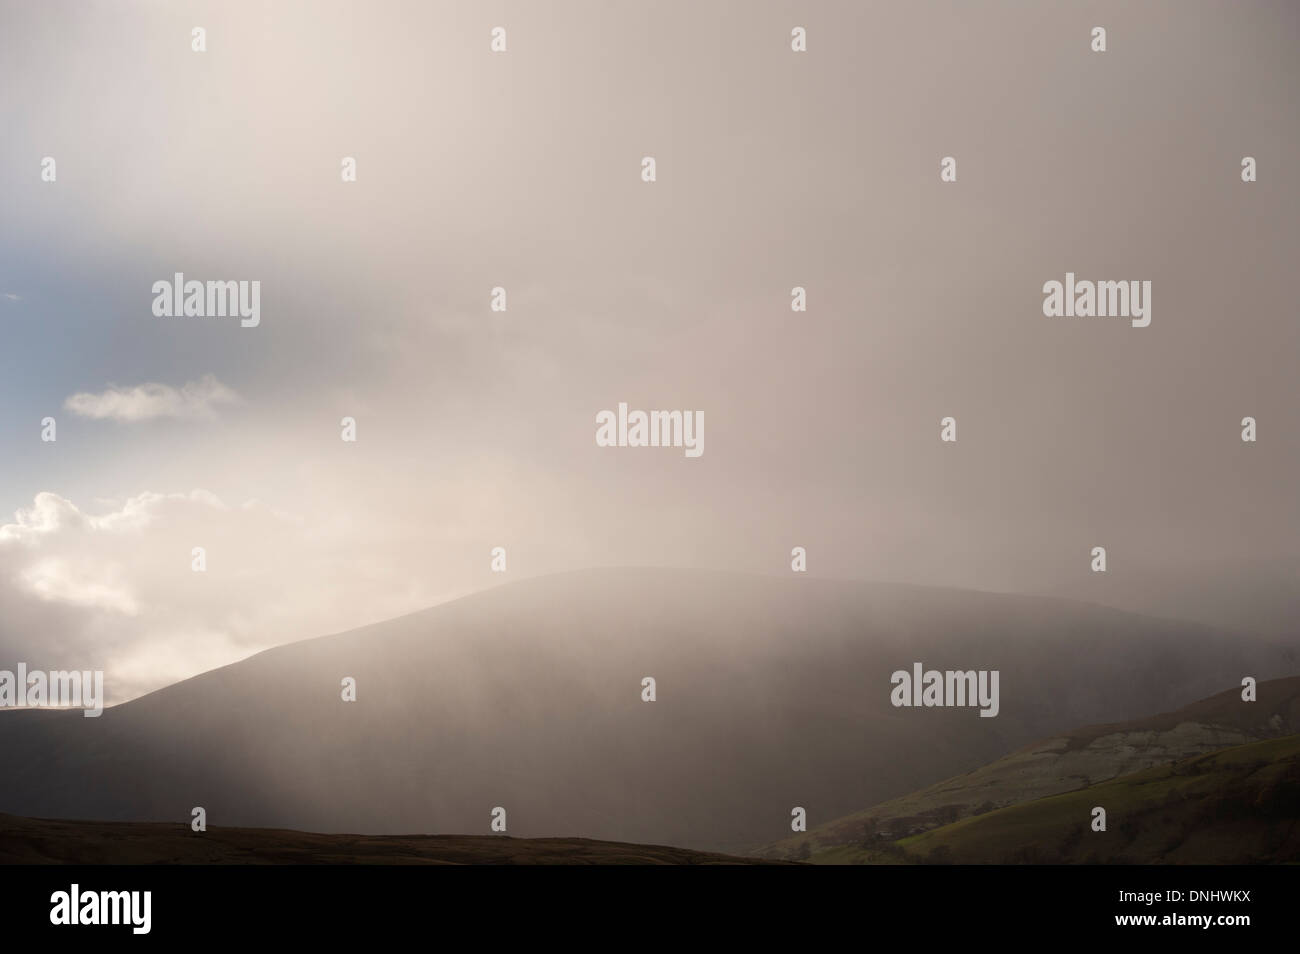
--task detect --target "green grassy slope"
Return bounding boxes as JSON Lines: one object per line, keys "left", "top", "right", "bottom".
{"left": 762, "top": 676, "right": 1300, "bottom": 861}
{"left": 820, "top": 734, "right": 1300, "bottom": 864}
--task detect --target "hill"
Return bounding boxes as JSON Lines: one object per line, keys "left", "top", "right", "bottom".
{"left": 763, "top": 675, "right": 1300, "bottom": 859}
{"left": 0, "top": 568, "right": 1291, "bottom": 853}
{"left": 893, "top": 734, "right": 1300, "bottom": 864}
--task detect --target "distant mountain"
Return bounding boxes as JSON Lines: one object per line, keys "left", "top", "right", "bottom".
{"left": 762, "top": 675, "right": 1300, "bottom": 861}
{"left": 899, "top": 734, "right": 1300, "bottom": 864}
{"left": 1039, "top": 556, "right": 1300, "bottom": 643}
{"left": 0, "top": 568, "right": 1292, "bottom": 853}
{"left": 0, "top": 813, "right": 787, "bottom": 865}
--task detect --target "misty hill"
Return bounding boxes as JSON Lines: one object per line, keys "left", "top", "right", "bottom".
{"left": 1040, "top": 556, "right": 1300, "bottom": 643}
{"left": 0, "top": 568, "right": 1292, "bottom": 853}
{"left": 0, "top": 813, "right": 787, "bottom": 865}
{"left": 890, "top": 734, "right": 1300, "bottom": 864}
{"left": 763, "top": 675, "right": 1300, "bottom": 860}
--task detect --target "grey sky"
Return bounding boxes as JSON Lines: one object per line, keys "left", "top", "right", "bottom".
{"left": 1, "top": 0, "right": 1296, "bottom": 700}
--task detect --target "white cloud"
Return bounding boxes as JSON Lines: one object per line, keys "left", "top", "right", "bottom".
{"left": 0, "top": 489, "right": 225, "bottom": 543}
{"left": 19, "top": 557, "right": 140, "bottom": 615}
{"left": 0, "top": 490, "right": 454, "bottom": 704}
{"left": 64, "top": 374, "right": 239, "bottom": 422}
{"left": 0, "top": 491, "right": 89, "bottom": 541}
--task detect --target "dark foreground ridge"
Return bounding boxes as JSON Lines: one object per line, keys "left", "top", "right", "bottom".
{"left": 0, "top": 813, "right": 792, "bottom": 865}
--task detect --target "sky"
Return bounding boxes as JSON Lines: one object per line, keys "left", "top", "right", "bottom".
{"left": 1, "top": 0, "right": 1297, "bottom": 702}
